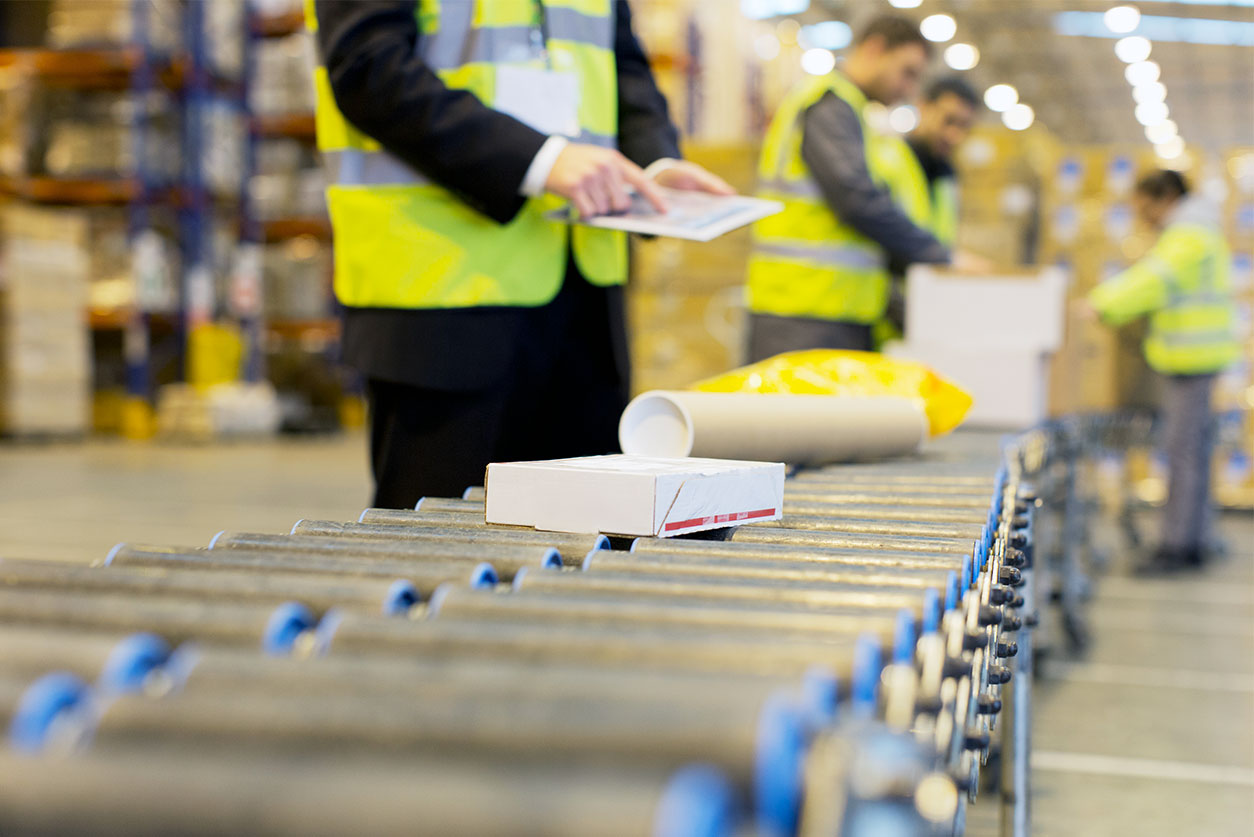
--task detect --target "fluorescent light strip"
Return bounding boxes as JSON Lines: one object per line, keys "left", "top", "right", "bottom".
{"left": 1138, "top": 0, "right": 1254, "bottom": 7}
{"left": 1054, "top": 11, "right": 1254, "bottom": 45}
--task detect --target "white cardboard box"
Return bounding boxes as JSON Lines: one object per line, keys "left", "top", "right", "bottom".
{"left": 888, "top": 342, "right": 1050, "bottom": 429}
{"left": 485, "top": 454, "right": 785, "bottom": 538}
{"left": 905, "top": 265, "right": 1068, "bottom": 352}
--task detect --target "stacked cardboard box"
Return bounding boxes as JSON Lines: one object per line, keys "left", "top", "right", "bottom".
{"left": 251, "top": 138, "right": 325, "bottom": 221}
{"left": 627, "top": 144, "right": 756, "bottom": 394}
{"left": 0, "top": 203, "right": 91, "bottom": 436}
{"left": 262, "top": 237, "right": 331, "bottom": 322}
{"left": 953, "top": 126, "right": 1052, "bottom": 266}
{"left": 891, "top": 265, "right": 1068, "bottom": 428}
{"left": 1034, "top": 144, "right": 1171, "bottom": 415}
{"left": 46, "top": 0, "right": 182, "bottom": 54}
{"left": 251, "top": 32, "right": 318, "bottom": 117}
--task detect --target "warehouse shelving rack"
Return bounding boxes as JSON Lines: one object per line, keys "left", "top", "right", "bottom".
{"left": 246, "top": 6, "right": 338, "bottom": 348}
{"left": 0, "top": 1, "right": 348, "bottom": 437}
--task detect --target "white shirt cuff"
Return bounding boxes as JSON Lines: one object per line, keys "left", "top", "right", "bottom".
{"left": 643, "top": 157, "right": 681, "bottom": 180}
{"left": 520, "top": 135, "right": 569, "bottom": 198}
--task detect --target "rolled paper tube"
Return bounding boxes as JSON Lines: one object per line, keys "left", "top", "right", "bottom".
{"left": 618, "top": 391, "right": 927, "bottom": 464}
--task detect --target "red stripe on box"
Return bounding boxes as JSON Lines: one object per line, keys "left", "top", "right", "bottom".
{"left": 662, "top": 507, "right": 777, "bottom": 533}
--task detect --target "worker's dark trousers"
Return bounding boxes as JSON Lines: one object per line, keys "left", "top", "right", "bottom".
{"left": 1159, "top": 373, "right": 1216, "bottom": 552}
{"left": 365, "top": 277, "right": 628, "bottom": 509}
{"left": 746, "top": 313, "right": 874, "bottom": 362}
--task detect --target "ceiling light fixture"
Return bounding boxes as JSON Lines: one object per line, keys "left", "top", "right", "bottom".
{"left": 1114, "top": 35, "right": 1152, "bottom": 62}
{"left": 944, "top": 43, "right": 980, "bottom": 70}
{"left": 889, "top": 105, "right": 919, "bottom": 133}
{"left": 800, "top": 47, "right": 836, "bottom": 76}
{"left": 1132, "top": 81, "right": 1167, "bottom": 104}
{"left": 983, "top": 84, "right": 1019, "bottom": 112}
{"left": 1145, "top": 120, "right": 1178, "bottom": 143}
{"left": 1124, "top": 60, "right": 1160, "bottom": 85}
{"left": 1104, "top": 5, "right": 1142, "bottom": 34}
{"left": 1002, "top": 103, "right": 1035, "bottom": 131}
{"left": 1135, "top": 100, "right": 1169, "bottom": 125}
{"left": 920, "top": 14, "right": 958, "bottom": 43}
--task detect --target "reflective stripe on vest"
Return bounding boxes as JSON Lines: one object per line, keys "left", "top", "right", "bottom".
{"left": 748, "top": 72, "right": 906, "bottom": 324}
{"left": 1144, "top": 225, "right": 1240, "bottom": 374}
{"left": 930, "top": 177, "right": 958, "bottom": 247}
{"left": 311, "top": 0, "right": 626, "bottom": 310}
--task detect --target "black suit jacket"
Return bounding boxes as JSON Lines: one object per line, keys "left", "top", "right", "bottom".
{"left": 315, "top": 0, "right": 682, "bottom": 390}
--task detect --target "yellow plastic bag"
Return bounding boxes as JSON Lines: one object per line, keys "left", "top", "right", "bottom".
{"left": 693, "top": 350, "right": 973, "bottom": 437}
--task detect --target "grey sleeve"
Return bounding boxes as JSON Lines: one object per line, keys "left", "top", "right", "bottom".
{"left": 800, "top": 91, "right": 950, "bottom": 265}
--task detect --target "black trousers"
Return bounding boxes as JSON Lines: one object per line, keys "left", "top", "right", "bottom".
{"left": 366, "top": 274, "right": 628, "bottom": 509}
{"left": 746, "top": 312, "right": 874, "bottom": 362}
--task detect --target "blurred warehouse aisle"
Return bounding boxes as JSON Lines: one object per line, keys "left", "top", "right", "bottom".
{"left": 0, "top": 434, "right": 371, "bottom": 564}
{"left": 1, "top": 432, "right": 1248, "bottom": 835}
{"left": 970, "top": 508, "right": 1254, "bottom": 836}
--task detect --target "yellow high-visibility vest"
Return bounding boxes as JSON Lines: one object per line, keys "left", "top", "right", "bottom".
{"left": 877, "top": 137, "right": 959, "bottom": 246}
{"left": 747, "top": 72, "right": 928, "bottom": 323}
{"left": 1090, "top": 201, "right": 1240, "bottom": 375}
{"left": 927, "top": 174, "right": 958, "bottom": 247}
{"left": 309, "top": 0, "right": 626, "bottom": 310}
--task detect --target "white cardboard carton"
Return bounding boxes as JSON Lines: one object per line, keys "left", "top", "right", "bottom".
{"left": 485, "top": 454, "right": 785, "bottom": 538}
{"left": 905, "top": 265, "right": 1068, "bottom": 352}
{"left": 887, "top": 342, "right": 1050, "bottom": 429}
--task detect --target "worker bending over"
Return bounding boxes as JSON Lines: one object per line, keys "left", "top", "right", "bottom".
{"left": 747, "top": 14, "right": 980, "bottom": 360}
{"left": 1085, "top": 170, "right": 1240, "bottom": 573}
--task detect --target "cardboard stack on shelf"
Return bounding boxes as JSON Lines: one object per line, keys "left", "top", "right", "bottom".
{"left": 0, "top": 202, "right": 90, "bottom": 436}
{"left": 251, "top": 31, "right": 317, "bottom": 118}
{"left": 262, "top": 235, "right": 330, "bottom": 323}
{"left": 627, "top": 144, "right": 756, "bottom": 393}
{"left": 45, "top": 0, "right": 182, "bottom": 52}
{"left": 1035, "top": 144, "right": 1164, "bottom": 416}
{"left": 953, "top": 126, "right": 1048, "bottom": 267}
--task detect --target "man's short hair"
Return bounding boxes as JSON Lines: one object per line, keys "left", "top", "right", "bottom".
{"left": 854, "top": 14, "right": 933, "bottom": 57}
{"left": 923, "top": 76, "right": 980, "bottom": 108}
{"left": 1135, "top": 169, "right": 1190, "bottom": 201}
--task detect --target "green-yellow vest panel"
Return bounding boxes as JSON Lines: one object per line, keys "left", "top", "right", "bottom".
{"left": 310, "top": 0, "right": 627, "bottom": 310}
{"left": 1090, "top": 213, "right": 1240, "bottom": 375}
{"left": 748, "top": 72, "right": 916, "bottom": 324}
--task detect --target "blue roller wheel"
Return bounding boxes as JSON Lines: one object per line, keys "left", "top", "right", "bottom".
{"left": 922, "top": 587, "right": 942, "bottom": 633}
{"left": 469, "top": 562, "right": 498, "bottom": 588}
{"left": 653, "top": 764, "right": 736, "bottom": 837}
{"left": 944, "top": 571, "right": 960, "bottom": 612}
{"left": 8, "top": 672, "right": 90, "bottom": 753}
{"left": 263, "top": 601, "right": 317, "bottom": 655}
{"left": 801, "top": 665, "right": 839, "bottom": 727}
{"left": 753, "top": 693, "right": 807, "bottom": 836}
{"left": 892, "top": 609, "right": 918, "bottom": 665}
{"left": 852, "top": 634, "right": 883, "bottom": 718}
{"left": 382, "top": 580, "right": 421, "bottom": 616}
{"left": 99, "top": 633, "right": 171, "bottom": 693}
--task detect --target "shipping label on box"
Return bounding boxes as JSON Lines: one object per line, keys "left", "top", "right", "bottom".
{"left": 485, "top": 454, "right": 785, "bottom": 538}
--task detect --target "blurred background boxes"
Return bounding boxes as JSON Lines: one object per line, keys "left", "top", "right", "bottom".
{"left": 0, "top": 202, "right": 90, "bottom": 436}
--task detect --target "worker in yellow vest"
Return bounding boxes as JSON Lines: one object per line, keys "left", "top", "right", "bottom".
{"left": 873, "top": 75, "right": 982, "bottom": 345}
{"left": 311, "top": 1, "right": 732, "bottom": 506}
{"left": 1083, "top": 170, "right": 1241, "bottom": 573}
{"left": 906, "top": 76, "right": 980, "bottom": 248}
{"left": 747, "top": 15, "right": 980, "bottom": 360}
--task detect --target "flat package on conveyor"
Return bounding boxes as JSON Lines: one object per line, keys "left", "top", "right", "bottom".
{"left": 485, "top": 454, "right": 785, "bottom": 537}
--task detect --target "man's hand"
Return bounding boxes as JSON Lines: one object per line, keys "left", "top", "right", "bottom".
{"left": 951, "top": 249, "right": 996, "bottom": 274}
{"left": 545, "top": 144, "right": 667, "bottom": 218}
{"left": 650, "top": 160, "right": 736, "bottom": 196}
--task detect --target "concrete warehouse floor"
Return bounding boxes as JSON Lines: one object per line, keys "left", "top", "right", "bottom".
{"left": 0, "top": 431, "right": 1250, "bottom": 835}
